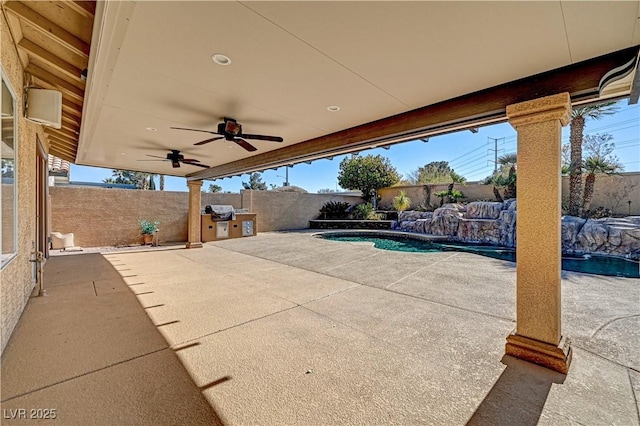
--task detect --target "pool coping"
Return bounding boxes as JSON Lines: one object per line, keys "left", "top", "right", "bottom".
{"left": 311, "top": 229, "right": 449, "bottom": 242}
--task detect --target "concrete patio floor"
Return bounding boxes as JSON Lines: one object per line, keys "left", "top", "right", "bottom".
{"left": 1, "top": 231, "right": 638, "bottom": 425}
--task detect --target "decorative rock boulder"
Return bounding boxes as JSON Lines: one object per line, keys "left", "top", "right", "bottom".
{"left": 465, "top": 202, "right": 504, "bottom": 220}
{"left": 396, "top": 200, "right": 639, "bottom": 259}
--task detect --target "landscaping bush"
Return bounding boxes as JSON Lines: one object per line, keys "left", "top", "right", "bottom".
{"left": 582, "top": 206, "right": 613, "bottom": 219}
{"left": 351, "top": 203, "right": 376, "bottom": 220}
{"left": 319, "top": 201, "right": 351, "bottom": 219}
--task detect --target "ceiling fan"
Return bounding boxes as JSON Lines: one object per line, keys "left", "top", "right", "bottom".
{"left": 138, "top": 149, "right": 209, "bottom": 168}
{"left": 170, "top": 117, "right": 283, "bottom": 152}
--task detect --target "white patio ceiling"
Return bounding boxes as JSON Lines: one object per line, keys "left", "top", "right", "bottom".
{"left": 78, "top": 1, "right": 640, "bottom": 179}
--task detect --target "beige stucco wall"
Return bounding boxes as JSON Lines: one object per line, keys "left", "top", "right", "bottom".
{"left": 50, "top": 186, "right": 361, "bottom": 247}
{"left": 378, "top": 184, "right": 495, "bottom": 210}
{"left": 560, "top": 172, "right": 640, "bottom": 216}
{"left": 241, "top": 190, "right": 361, "bottom": 231}
{"left": 1, "top": 12, "right": 50, "bottom": 354}
{"left": 380, "top": 172, "right": 640, "bottom": 215}
{"left": 50, "top": 187, "right": 242, "bottom": 247}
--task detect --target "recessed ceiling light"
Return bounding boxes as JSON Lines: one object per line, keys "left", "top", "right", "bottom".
{"left": 212, "top": 54, "right": 232, "bottom": 66}
{"left": 145, "top": 127, "right": 157, "bottom": 132}
{"left": 327, "top": 105, "right": 340, "bottom": 112}
{"left": 120, "top": 152, "right": 126, "bottom": 156}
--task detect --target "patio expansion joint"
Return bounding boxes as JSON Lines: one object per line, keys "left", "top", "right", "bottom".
{"left": 220, "top": 243, "right": 515, "bottom": 324}
{"left": 321, "top": 251, "right": 382, "bottom": 272}
{"left": 0, "top": 347, "right": 168, "bottom": 403}
{"left": 629, "top": 368, "right": 640, "bottom": 425}
{"left": 591, "top": 313, "right": 640, "bottom": 339}
{"left": 170, "top": 305, "right": 301, "bottom": 347}
{"left": 572, "top": 342, "right": 640, "bottom": 373}
{"left": 385, "top": 252, "right": 461, "bottom": 289}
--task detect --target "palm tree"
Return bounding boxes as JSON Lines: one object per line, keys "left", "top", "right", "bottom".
{"left": 392, "top": 190, "right": 411, "bottom": 212}
{"left": 568, "top": 102, "right": 618, "bottom": 216}
{"left": 581, "top": 156, "right": 621, "bottom": 214}
{"left": 159, "top": 174, "right": 165, "bottom": 191}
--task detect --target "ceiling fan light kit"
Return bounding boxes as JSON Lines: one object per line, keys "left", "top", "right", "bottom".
{"left": 139, "top": 149, "right": 209, "bottom": 169}
{"left": 170, "top": 117, "right": 284, "bottom": 153}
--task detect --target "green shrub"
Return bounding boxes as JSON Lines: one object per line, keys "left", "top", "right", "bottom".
{"left": 351, "top": 203, "right": 375, "bottom": 220}
{"left": 582, "top": 206, "right": 612, "bottom": 219}
{"left": 319, "top": 201, "right": 351, "bottom": 219}
{"left": 392, "top": 190, "right": 412, "bottom": 212}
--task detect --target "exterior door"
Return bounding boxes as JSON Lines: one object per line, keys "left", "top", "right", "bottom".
{"left": 36, "top": 137, "right": 48, "bottom": 259}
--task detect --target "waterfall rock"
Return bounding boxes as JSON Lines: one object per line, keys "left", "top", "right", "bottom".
{"left": 458, "top": 219, "right": 501, "bottom": 244}
{"left": 465, "top": 202, "right": 504, "bottom": 220}
{"left": 561, "top": 216, "right": 586, "bottom": 251}
{"left": 498, "top": 210, "right": 517, "bottom": 247}
{"left": 396, "top": 202, "right": 639, "bottom": 259}
{"left": 576, "top": 221, "right": 609, "bottom": 251}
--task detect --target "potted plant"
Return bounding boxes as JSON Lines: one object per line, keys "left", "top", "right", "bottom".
{"left": 139, "top": 219, "right": 159, "bottom": 245}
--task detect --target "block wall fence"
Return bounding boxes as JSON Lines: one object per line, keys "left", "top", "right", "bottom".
{"left": 49, "top": 187, "right": 361, "bottom": 247}
{"left": 379, "top": 172, "right": 640, "bottom": 216}
{"left": 50, "top": 172, "right": 639, "bottom": 249}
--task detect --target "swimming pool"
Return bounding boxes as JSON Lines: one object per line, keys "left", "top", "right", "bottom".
{"left": 320, "top": 233, "right": 639, "bottom": 278}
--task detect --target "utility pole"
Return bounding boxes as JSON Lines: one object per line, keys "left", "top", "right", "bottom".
{"left": 487, "top": 137, "right": 505, "bottom": 173}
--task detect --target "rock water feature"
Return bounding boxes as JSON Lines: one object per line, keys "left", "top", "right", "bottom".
{"left": 396, "top": 201, "right": 640, "bottom": 260}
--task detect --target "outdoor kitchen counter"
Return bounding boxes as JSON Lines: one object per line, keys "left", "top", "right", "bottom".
{"left": 201, "top": 213, "right": 257, "bottom": 242}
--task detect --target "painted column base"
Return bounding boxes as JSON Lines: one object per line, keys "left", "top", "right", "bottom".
{"left": 505, "top": 332, "right": 572, "bottom": 374}
{"left": 186, "top": 242, "right": 203, "bottom": 249}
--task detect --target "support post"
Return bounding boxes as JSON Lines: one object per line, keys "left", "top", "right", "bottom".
{"left": 186, "top": 180, "right": 203, "bottom": 249}
{"left": 505, "top": 93, "right": 572, "bottom": 374}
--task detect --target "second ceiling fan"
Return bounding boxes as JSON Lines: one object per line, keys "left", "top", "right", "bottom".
{"left": 171, "top": 117, "right": 283, "bottom": 152}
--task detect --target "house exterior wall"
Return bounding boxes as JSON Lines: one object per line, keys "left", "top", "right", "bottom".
{"left": 50, "top": 186, "right": 361, "bottom": 247}
{"left": 1, "top": 12, "right": 49, "bottom": 354}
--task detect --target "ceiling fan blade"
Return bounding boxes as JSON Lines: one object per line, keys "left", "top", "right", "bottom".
{"left": 233, "top": 138, "right": 258, "bottom": 152}
{"left": 241, "top": 133, "right": 283, "bottom": 142}
{"left": 137, "top": 159, "right": 168, "bottom": 162}
{"left": 194, "top": 136, "right": 224, "bottom": 146}
{"left": 145, "top": 154, "right": 167, "bottom": 159}
{"left": 182, "top": 160, "right": 210, "bottom": 168}
{"left": 170, "top": 126, "right": 221, "bottom": 135}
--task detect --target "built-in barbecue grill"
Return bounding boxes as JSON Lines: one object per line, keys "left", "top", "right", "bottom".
{"left": 204, "top": 205, "right": 235, "bottom": 221}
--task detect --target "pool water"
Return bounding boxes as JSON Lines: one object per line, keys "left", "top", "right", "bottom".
{"left": 322, "top": 235, "right": 640, "bottom": 278}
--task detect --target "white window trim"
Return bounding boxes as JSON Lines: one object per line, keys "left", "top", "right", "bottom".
{"left": 1, "top": 64, "right": 18, "bottom": 269}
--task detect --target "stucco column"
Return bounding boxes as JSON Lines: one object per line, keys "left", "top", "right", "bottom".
{"left": 186, "top": 180, "right": 203, "bottom": 249}
{"left": 505, "top": 93, "right": 572, "bottom": 374}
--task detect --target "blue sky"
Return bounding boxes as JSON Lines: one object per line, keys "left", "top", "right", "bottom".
{"left": 71, "top": 99, "right": 639, "bottom": 193}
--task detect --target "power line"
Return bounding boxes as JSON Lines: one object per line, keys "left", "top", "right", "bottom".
{"left": 487, "top": 137, "right": 505, "bottom": 173}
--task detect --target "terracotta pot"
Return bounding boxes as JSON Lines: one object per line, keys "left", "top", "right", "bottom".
{"left": 142, "top": 233, "right": 153, "bottom": 245}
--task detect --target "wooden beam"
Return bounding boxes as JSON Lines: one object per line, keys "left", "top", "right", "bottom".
{"left": 47, "top": 134, "right": 77, "bottom": 151}
{"left": 61, "top": 113, "right": 81, "bottom": 128}
{"left": 18, "top": 38, "right": 84, "bottom": 84}
{"left": 4, "top": 1, "right": 90, "bottom": 57}
{"left": 61, "top": 97, "right": 82, "bottom": 118}
{"left": 47, "top": 136, "right": 78, "bottom": 154}
{"left": 47, "top": 128, "right": 77, "bottom": 142}
{"left": 60, "top": 120, "right": 80, "bottom": 135}
{"left": 48, "top": 146, "right": 76, "bottom": 163}
{"left": 47, "top": 127, "right": 78, "bottom": 143}
{"left": 188, "top": 46, "right": 640, "bottom": 180}
{"left": 27, "top": 64, "right": 84, "bottom": 104}
{"left": 49, "top": 141, "right": 77, "bottom": 156}
{"left": 61, "top": 0, "right": 96, "bottom": 18}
